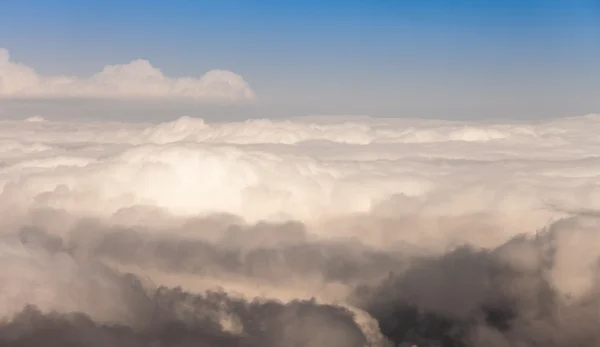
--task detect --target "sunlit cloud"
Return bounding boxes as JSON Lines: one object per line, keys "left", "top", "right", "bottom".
{"left": 0, "top": 113, "right": 600, "bottom": 346}
{"left": 0, "top": 48, "right": 256, "bottom": 102}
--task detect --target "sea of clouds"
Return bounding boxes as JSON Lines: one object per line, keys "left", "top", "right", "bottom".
{"left": 0, "top": 112, "right": 600, "bottom": 346}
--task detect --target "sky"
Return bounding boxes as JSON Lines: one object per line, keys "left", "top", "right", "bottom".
{"left": 0, "top": 0, "right": 599, "bottom": 120}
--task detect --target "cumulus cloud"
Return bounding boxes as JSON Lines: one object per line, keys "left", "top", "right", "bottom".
{"left": 0, "top": 48, "right": 255, "bottom": 102}
{"left": 1, "top": 113, "right": 600, "bottom": 346}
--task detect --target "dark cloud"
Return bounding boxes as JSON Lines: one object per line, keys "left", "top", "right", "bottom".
{"left": 351, "top": 216, "right": 600, "bottom": 347}
{"left": 58, "top": 218, "right": 405, "bottom": 285}
{"left": 9, "top": 214, "right": 600, "bottom": 347}
{"left": 0, "top": 282, "right": 367, "bottom": 347}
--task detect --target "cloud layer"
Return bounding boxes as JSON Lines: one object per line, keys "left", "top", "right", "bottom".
{"left": 1, "top": 113, "right": 600, "bottom": 346}
{"left": 0, "top": 48, "right": 255, "bottom": 102}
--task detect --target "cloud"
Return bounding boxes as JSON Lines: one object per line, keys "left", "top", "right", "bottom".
{"left": 0, "top": 113, "right": 600, "bottom": 345}
{"left": 0, "top": 245, "right": 369, "bottom": 347}
{"left": 0, "top": 48, "right": 256, "bottom": 102}
{"left": 2, "top": 113, "right": 600, "bottom": 239}
{"left": 352, "top": 214, "right": 600, "bottom": 346}
{"left": 23, "top": 115, "right": 46, "bottom": 123}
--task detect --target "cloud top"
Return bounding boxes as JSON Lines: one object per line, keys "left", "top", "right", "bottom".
{"left": 2, "top": 113, "right": 600, "bottom": 345}
{"left": 0, "top": 48, "right": 256, "bottom": 102}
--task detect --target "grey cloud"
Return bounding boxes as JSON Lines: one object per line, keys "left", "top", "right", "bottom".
{"left": 0, "top": 290, "right": 368, "bottom": 347}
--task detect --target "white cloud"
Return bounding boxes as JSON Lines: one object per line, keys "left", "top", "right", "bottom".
{"left": 24, "top": 115, "right": 46, "bottom": 122}
{"left": 0, "top": 48, "right": 256, "bottom": 102}
{"left": 2, "top": 113, "right": 600, "bottom": 345}
{"left": 1, "top": 113, "right": 599, "bottom": 238}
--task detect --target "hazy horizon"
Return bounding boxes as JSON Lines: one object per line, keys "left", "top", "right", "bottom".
{"left": 2, "top": 0, "right": 599, "bottom": 121}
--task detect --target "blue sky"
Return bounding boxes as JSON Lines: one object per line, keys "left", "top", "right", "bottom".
{"left": 1, "top": 0, "right": 599, "bottom": 120}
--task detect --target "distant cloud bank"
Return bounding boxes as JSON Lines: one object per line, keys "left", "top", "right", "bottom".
{"left": 0, "top": 48, "right": 256, "bottom": 102}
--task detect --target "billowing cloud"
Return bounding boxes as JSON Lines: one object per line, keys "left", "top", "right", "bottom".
{"left": 0, "top": 48, "right": 256, "bottom": 102}
{"left": 0, "top": 113, "right": 600, "bottom": 346}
